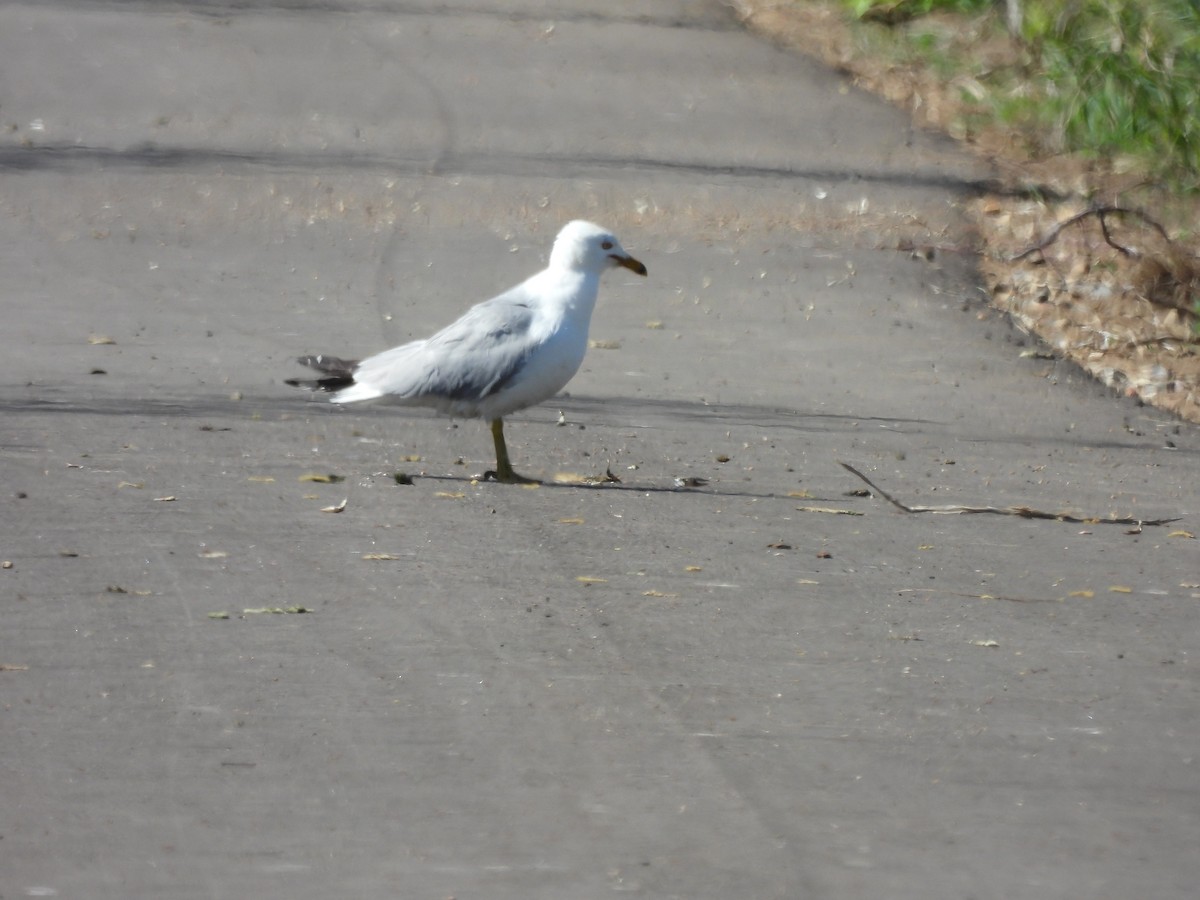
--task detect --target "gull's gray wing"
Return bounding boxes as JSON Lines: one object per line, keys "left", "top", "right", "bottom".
{"left": 352, "top": 288, "right": 540, "bottom": 405}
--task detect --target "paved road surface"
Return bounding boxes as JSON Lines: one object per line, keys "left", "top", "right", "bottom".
{"left": 2, "top": 2, "right": 1197, "bottom": 898}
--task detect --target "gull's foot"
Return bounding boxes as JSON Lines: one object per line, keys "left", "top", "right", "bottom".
{"left": 482, "top": 468, "right": 541, "bottom": 485}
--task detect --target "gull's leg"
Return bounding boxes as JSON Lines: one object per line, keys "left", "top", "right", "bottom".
{"left": 482, "top": 418, "right": 540, "bottom": 484}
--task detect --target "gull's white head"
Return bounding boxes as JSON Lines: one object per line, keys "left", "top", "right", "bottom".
{"left": 549, "top": 220, "right": 647, "bottom": 277}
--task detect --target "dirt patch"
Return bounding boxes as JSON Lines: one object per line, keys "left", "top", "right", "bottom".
{"left": 734, "top": 0, "right": 1200, "bottom": 424}
{"left": 975, "top": 200, "right": 1200, "bottom": 422}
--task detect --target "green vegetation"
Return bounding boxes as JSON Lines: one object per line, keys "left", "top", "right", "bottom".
{"left": 844, "top": 0, "right": 993, "bottom": 16}
{"left": 842, "top": 0, "right": 1200, "bottom": 189}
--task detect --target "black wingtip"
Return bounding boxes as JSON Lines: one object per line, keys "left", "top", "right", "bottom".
{"left": 289, "top": 354, "right": 359, "bottom": 392}
{"left": 286, "top": 374, "right": 357, "bottom": 393}
{"left": 297, "top": 354, "right": 359, "bottom": 374}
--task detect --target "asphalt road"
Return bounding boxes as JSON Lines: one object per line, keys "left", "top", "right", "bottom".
{"left": 2, "top": 2, "right": 1197, "bottom": 898}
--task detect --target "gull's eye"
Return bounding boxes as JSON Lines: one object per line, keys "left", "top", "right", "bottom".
{"left": 601, "top": 240, "right": 613, "bottom": 250}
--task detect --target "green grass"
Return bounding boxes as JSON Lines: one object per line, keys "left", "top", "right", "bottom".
{"left": 845, "top": 0, "right": 993, "bottom": 17}
{"left": 842, "top": 0, "right": 1200, "bottom": 190}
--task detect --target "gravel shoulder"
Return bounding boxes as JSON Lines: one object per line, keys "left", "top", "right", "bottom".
{"left": 736, "top": 0, "right": 1200, "bottom": 423}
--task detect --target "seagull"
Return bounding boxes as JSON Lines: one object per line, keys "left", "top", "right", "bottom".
{"left": 286, "top": 220, "right": 647, "bottom": 484}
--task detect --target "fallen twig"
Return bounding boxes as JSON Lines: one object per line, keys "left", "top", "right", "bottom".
{"left": 896, "top": 588, "right": 1056, "bottom": 604}
{"left": 1006, "top": 205, "right": 1171, "bottom": 262}
{"left": 839, "top": 462, "right": 1181, "bottom": 527}
{"left": 795, "top": 505, "right": 863, "bottom": 516}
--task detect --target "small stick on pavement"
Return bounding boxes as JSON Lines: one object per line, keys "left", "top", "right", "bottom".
{"left": 839, "top": 462, "right": 1181, "bottom": 527}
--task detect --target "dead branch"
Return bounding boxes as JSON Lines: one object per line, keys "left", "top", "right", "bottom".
{"left": 1006, "top": 205, "right": 1172, "bottom": 263}
{"left": 838, "top": 462, "right": 1181, "bottom": 527}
